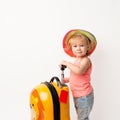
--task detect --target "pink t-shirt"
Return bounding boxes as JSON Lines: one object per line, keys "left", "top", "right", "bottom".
{"left": 69, "top": 61, "right": 93, "bottom": 97}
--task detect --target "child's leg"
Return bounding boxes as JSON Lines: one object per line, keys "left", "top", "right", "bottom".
{"left": 73, "top": 91, "right": 94, "bottom": 120}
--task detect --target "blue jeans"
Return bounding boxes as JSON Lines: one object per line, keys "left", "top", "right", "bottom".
{"left": 73, "top": 91, "right": 94, "bottom": 120}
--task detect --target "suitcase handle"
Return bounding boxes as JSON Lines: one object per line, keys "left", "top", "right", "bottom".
{"left": 60, "top": 65, "right": 66, "bottom": 85}
{"left": 61, "top": 65, "right": 67, "bottom": 71}
{"left": 50, "top": 76, "right": 62, "bottom": 87}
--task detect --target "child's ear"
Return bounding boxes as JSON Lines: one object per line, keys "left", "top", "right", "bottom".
{"left": 86, "top": 45, "right": 90, "bottom": 55}
{"left": 88, "top": 44, "right": 91, "bottom": 51}
{"left": 87, "top": 46, "right": 90, "bottom": 52}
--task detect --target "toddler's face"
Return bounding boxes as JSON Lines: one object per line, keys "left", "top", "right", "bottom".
{"left": 70, "top": 37, "right": 89, "bottom": 57}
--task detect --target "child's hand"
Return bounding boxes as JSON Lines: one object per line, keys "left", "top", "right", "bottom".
{"left": 63, "top": 78, "right": 69, "bottom": 83}
{"left": 59, "top": 60, "right": 68, "bottom": 67}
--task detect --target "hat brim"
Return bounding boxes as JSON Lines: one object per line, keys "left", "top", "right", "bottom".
{"left": 63, "top": 29, "right": 97, "bottom": 57}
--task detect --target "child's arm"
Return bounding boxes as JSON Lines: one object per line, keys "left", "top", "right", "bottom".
{"left": 60, "top": 58, "right": 91, "bottom": 75}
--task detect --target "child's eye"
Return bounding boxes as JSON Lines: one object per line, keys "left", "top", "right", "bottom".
{"left": 72, "top": 45, "right": 84, "bottom": 47}
{"left": 73, "top": 45, "right": 77, "bottom": 47}
{"left": 80, "top": 45, "right": 84, "bottom": 47}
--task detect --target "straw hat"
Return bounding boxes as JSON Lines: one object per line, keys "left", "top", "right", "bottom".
{"left": 63, "top": 29, "right": 97, "bottom": 57}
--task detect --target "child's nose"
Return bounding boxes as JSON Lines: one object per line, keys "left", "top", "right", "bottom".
{"left": 77, "top": 46, "right": 81, "bottom": 50}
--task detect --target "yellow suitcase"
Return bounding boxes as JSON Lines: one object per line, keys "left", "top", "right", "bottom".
{"left": 30, "top": 65, "right": 70, "bottom": 120}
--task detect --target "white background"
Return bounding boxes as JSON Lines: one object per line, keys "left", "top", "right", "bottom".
{"left": 0, "top": 0, "right": 120, "bottom": 120}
